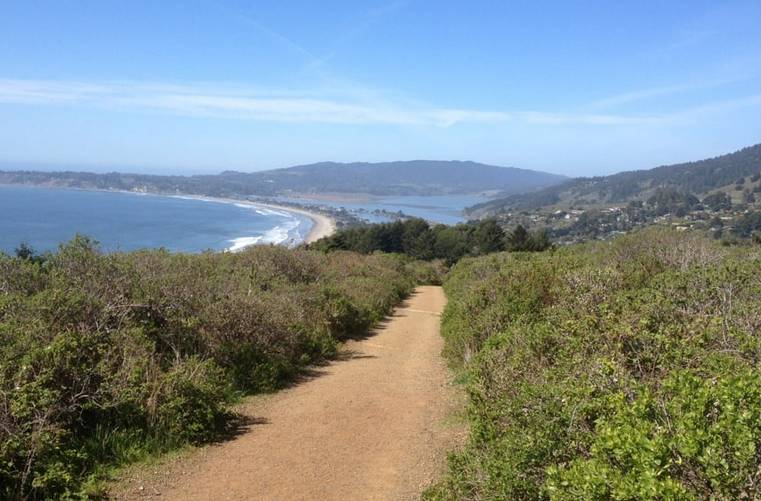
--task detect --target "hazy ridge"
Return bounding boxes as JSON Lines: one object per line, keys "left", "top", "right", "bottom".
{"left": 0, "top": 160, "right": 566, "bottom": 198}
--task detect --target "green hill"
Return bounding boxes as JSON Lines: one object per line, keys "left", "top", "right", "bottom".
{"left": 468, "top": 143, "right": 761, "bottom": 216}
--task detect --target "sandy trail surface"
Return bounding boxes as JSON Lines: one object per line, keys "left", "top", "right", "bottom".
{"left": 112, "top": 286, "right": 462, "bottom": 501}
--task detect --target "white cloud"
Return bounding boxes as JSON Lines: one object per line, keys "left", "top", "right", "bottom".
{"left": 0, "top": 78, "right": 759, "bottom": 128}
{"left": 588, "top": 84, "right": 700, "bottom": 109}
{"left": 518, "top": 111, "right": 665, "bottom": 126}
{"left": 587, "top": 74, "right": 758, "bottom": 110}
{"left": 0, "top": 78, "right": 508, "bottom": 127}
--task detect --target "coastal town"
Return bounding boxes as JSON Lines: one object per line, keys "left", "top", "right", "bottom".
{"left": 489, "top": 185, "right": 761, "bottom": 244}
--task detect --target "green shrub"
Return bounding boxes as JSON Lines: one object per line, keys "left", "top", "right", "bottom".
{"left": 428, "top": 228, "right": 761, "bottom": 500}
{"left": 0, "top": 238, "right": 418, "bottom": 498}
{"left": 152, "top": 358, "right": 232, "bottom": 444}
{"left": 547, "top": 371, "right": 761, "bottom": 500}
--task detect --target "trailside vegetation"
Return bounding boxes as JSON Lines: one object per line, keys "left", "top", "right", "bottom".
{"left": 426, "top": 228, "right": 761, "bottom": 500}
{"left": 309, "top": 218, "right": 551, "bottom": 265}
{"left": 0, "top": 237, "right": 429, "bottom": 499}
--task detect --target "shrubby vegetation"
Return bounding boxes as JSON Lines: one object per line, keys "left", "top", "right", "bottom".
{"left": 310, "top": 218, "right": 551, "bottom": 265}
{"left": 426, "top": 228, "right": 761, "bottom": 500}
{"left": 733, "top": 210, "right": 761, "bottom": 238}
{"left": 0, "top": 237, "right": 427, "bottom": 499}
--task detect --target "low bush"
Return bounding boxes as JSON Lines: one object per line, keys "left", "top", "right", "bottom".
{"left": 0, "top": 237, "right": 417, "bottom": 499}
{"left": 426, "top": 228, "right": 761, "bottom": 500}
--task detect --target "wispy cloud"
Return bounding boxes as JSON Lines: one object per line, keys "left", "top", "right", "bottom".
{"left": 0, "top": 78, "right": 510, "bottom": 126}
{"left": 306, "top": 0, "right": 411, "bottom": 70}
{"left": 0, "top": 78, "right": 759, "bottom": 128}
{"left": 588, "top": 83, "right": 701, "bottom": 109}
{"left": 674, "top": 93, "right": 761, "bottom": 118}
{"left": 587, "top": 76, "right": 755, "bottom": 110}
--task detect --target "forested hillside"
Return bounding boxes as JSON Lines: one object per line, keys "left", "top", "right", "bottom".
{"left": 427, "top": 229, "right": 761, "bottom": 500}
{"left": 0, "top": 160, "right": 565, "bottom": 198}
{"left": 0, "top": 239, "right": 438, "bottom": 499}
{"left": 470, "top": 143, "right": 761, "bottom": 214}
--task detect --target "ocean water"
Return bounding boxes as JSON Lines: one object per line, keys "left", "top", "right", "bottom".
{"left": 0, "top": 185, "right": 311, "bottom": 254}
{"left": 276, "top": 194, "right": 489, "bottom": 225}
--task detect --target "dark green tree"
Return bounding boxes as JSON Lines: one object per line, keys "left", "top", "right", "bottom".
{"left": 472, "top": 219, "right": 505, "bottom": 254}
{"left": 507, "top": 225, "right": 531, "bottom": 251}
{"left": 433, "top": 226, "right": 469, "bottom": 265}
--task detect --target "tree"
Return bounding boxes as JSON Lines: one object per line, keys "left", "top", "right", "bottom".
{"left": 507, "top": 225, "right": 531, "bottom": 251}
{"left": 14, "top": 242, "right": 46, "bottom": 264}
{"left": 401, "top": 218, "right": 434, "bottom": 260}
{"left": 472, "top": 219, "right": 505, "bottom": 254}
{"left": 14, "top": 242, "right": 36, "bottom": 260}
{"left": 528, "top": 230, "right": 552, "bottom": 251}
{"left": 433, "top": 226, "right": 469, "bottom": 265}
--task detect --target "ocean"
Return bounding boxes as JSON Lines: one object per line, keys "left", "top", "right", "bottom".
{"left": 0, "top": 185, "right": 311, "bottom": 254}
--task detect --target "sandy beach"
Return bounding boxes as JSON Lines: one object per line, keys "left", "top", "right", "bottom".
{"left": 171, "top": 194, "right": 337, "bottom": 246}
{"left": 252, "top": 201, "right": 336, "bottom": 244}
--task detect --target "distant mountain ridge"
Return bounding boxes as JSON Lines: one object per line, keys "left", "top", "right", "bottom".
{"left": 0, "top": 160, "right": 565, "bottom": 198}
{"left": 253, "top": 160, "right": 565, "bottom": 195}
{"left": 469, "top": 143, "right": 761, "bottom": 216}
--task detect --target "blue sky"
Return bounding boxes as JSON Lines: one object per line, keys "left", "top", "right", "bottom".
{"left": 1, "top": 1, "right": 760, "bottom": 176}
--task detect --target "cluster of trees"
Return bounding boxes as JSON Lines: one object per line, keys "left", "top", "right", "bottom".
{"left": 702, "top": 191, "right": 733, "bottom": 211}
{"left": 0, "top": 238, "right": 438, "bottom": 498}
{"left": 646, "top": 187, "right": 700, "bottom": 215}
{"left": 310, "top": 218, "right": 551, "bottom": 264}
{"left": 645, "top": 188, "right": 738, "bottom": 216}
{"left": 428, "top": 229, "right": 761, "bottom": 499}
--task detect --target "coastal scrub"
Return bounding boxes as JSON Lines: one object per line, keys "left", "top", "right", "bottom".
{"left": 0, "top": 237, "right": 418, "bottom": 499}
{"left": 426, "top": 229, "right": 761, "bottom": 500}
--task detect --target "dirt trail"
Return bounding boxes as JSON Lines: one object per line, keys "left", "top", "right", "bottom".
{"left": 113, "top": 286, "right": 462, "bottom": 501}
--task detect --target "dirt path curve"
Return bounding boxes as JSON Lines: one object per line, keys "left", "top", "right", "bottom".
{"left": 113, "top": 285, "right": 462, "bottom": 501}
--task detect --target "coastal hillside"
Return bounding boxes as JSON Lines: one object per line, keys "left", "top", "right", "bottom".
{"left": 465, "top": 143, "right": 761, "bottom": 244}
{"left": 469, "top": 143, "right": 761, "bottom": 215}
{"left": 0, "top": 160, "right": 565, "bottom": 198}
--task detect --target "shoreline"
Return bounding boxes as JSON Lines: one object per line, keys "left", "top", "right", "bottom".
{"left": 168, "top": 194, "right": 337, "bottom": 246}
{"left": 0, "top": 183, "right": 338, "bottom": 249}
{"left": 233, "top": 199, "right": 336, "bottom": 245}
